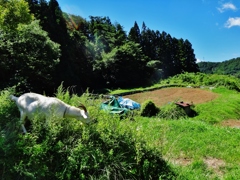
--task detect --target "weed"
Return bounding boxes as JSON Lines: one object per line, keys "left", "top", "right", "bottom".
{"left": 140, "top": 100, "right": 160, "bottom": 117}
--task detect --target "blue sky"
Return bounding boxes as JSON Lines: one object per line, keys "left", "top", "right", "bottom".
{"left": 57, "top": 0, "right": 240, "bottom": 62}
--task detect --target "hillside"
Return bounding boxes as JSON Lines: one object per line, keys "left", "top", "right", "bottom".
{"left": 198, "top": 57, "right": 240, "bottom": 77}
{"left": 1, "top": 73, "right": 240, "bottom": 179}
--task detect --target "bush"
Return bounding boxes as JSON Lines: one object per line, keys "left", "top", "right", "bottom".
{"left": 140, "top": 100, "right": 160, "bottom": 117}
{"left": 159, "top": 72, "right": 240, "bottom": 91}
{"left": 158, "top": 102, "right": 188, "bottom": 120}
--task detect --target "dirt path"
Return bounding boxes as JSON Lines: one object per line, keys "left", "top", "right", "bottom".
{"left": 124, "top": 87, "right": 218, "bottom": 107}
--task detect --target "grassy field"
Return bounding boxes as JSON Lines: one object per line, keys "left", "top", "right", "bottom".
{"left": 110, "top": 73, "right": 240, "bottom": 179}
{"left": 108, "top": 86, "right": 239, "bottom": 179}
{"left": 1, "top": 73, "right": 240, "bottom": 179}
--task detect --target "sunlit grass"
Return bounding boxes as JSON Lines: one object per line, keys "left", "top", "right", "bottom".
{"left": 1, "top": 73, "right": 240, "bottom": 179}
{"left": 192, "top": 88, "right": 240, "bottom": 124}
{"left": 133, "top": 86, "right": 240, "bottom": 179}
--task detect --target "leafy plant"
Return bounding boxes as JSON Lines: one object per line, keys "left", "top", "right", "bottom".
{"left": 140, "top": 100, "right": 160, "bottom": 117}
{"left": 158, "top": 102, "right": 188, "bottom": 120}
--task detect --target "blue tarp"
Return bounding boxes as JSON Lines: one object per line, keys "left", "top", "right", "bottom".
{"left": 117, "top": 96, "right": 141, "bottom": 110}
{"left": 100, "top": 96, "right": 140, "bottom": 115}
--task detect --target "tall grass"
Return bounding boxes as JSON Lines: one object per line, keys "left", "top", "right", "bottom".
{"left": 160, "top": 72, "right": 240, "bottom": 91}
{"left": 0, "top": 86, "right": 174, "bottom": 179}
{"left": 110, "top": 72, "right": 240, "bottom": 95}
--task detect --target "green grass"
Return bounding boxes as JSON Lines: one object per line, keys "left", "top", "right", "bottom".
{"left": 136, "top": 118, "right": 240, "bottom": 179}
{"left": 133, "top": 86, "right": 240, "bottom": 179}
{"left": 192, "top": 87, "right": 240, "bottom": 123}
{"left": 108, "top": 73, "right": 240, "bottom": 179}
{"left": 1, "top": 73, "right": 240, "bottom": 179}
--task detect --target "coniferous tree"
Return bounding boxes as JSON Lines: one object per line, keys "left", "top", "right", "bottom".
{"left": 141, "top": 24, "right": 158, "bottom": 60}
{"left": 171, "top": 37, "right": 183, "bottom": 75}
{"left": 182, "top": 39, "right": 199, "bottom": 72}
{"left": 158, "top": 32, "right": 173, "bottom": 78}
{"left": 26, "top": 0, "right": 93, "bottom": 91}
{"left": 114, "top": 23, "right": 127, "bottom": 47}
{"left": 128, "top": 21, "right": 141, "bottom": 44}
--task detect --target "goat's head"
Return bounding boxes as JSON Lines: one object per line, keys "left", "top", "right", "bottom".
{"left": 78, "top": 103, "right": 90, "bottom": 123}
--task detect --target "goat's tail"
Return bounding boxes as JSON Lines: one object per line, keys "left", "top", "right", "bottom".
{"left": 9, "top": 95, "right": 18, "bottom": 102}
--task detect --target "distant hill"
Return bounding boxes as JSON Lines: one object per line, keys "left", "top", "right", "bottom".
{"left": 198, "top": 57, "right": 240, "bottom": 77}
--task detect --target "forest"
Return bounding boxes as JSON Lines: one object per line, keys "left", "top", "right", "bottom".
{"left": 0, "top": 0, "right": 199, "bottom": 94}
{"left": 198, "top": 57, "right": 240, "bottom": 78}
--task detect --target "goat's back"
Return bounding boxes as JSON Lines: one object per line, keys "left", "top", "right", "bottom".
{"left": 18, "top": 93, "right": 49, "bottom": 108}
{"left": 15, "top": 93, "right": 67, "bottom": 119}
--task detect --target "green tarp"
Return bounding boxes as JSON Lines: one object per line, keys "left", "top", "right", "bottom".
{"left": 100, "top": 96, "right": 129, "bottom": 115}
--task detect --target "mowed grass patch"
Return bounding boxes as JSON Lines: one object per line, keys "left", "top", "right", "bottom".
{"left": 130, "top": 87, "right": 240, "bottom": 179}
{"left": 136, "top": 117, "right": 240, "bottom": 179}
{"left": 192, "top": 87, "right": 240, "bottom": 124}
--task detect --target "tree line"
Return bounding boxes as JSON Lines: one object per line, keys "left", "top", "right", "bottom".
{"left": 0, "top": 0, "right": 199, "bottom": 94}
{"left": 198, "top": 57, "right": 240, "bottom": 78}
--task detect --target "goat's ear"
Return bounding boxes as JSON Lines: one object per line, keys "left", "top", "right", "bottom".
{"left": 78, "top": 103, "right": 87, "bottom": 112}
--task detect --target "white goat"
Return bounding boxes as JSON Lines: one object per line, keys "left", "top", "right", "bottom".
{"left": 10, "top": 92, "right": 90, "bottom": 133}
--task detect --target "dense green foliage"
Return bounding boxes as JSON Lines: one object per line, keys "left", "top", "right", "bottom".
{"left": 198, "top": 57, "right": 240, "bottom": 77}
{"left": 160, "top": 72, "right": 240, "bottom": 92}
{"left": 109, "top": 72, "right": 240, "bottom": 96}
{"left": 0, "top": 0, "right": 61, "bottom": 92}
{"left": 0, "top": 0, "right": 199, "bottom": 94}
{"left": 1, "top": 1, "right": 240, "bottom": 178}
{"left": 140, "top": 100, "right": 160, "bottom": 117}
{"left": 0, "top": 20, "right": 60, "bottom": 92}
{"left": 0, "top": 0, "right": 33, "bottom": 31}
{"left": 0, "top": 87, "right": 174, "bottom": 179}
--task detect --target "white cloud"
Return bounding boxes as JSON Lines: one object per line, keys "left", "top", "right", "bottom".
{"left": 196, "top": 58, "right": 202, "bottom": 63}
{"left": 218, "top": 2, "right": 237, "bottom": 13}
{"left": 225, "top": 17, "right": 240, "bottom": 28}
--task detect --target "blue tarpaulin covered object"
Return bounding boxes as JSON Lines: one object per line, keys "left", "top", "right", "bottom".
{"left": 117, "top": 96, "right": 141, "bottom": 110}
{"left": 100, "top": 96, "right": 140, "bottom": 115}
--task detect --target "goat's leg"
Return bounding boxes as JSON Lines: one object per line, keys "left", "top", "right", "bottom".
{"left": 22, "top": 124, "right": 27, "bottom": 134}
{"left": 20, "top": 111, "right": 27, "bottom": 133}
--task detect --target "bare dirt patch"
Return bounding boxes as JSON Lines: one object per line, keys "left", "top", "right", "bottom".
{"left": 124, "top": 87, "right": 218, "bottom": 107}
{"left": 204, "top": 157, "right": 225, "bottom": 177}
{"left": 219, "top": 119, "right": 240, "bottom": 128}
{"left": 170, "top": 157, "right": 192, "bottom": 166}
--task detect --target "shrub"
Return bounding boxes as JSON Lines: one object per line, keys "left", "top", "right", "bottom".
{"left": 158, "top": 102, "right": 187, "bottom": 120}
{"left": 140, "top": 100, "right": 160, "bottom": 117}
